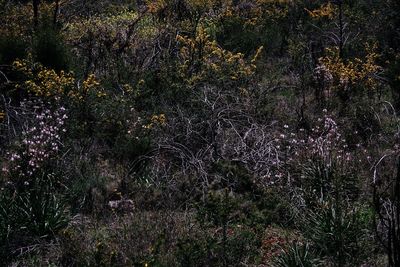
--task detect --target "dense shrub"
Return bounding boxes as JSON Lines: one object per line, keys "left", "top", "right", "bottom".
{"left": 33, "top": 25, "right": 70, "bottom": 72}
{"left": 0, "top": 34, "right": 27, "bottom": 65}
{"left": 273, "top": 242, "right": 321, "bottom": 267}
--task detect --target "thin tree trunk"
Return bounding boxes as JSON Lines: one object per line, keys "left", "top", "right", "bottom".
{"left": 33, "top": 0, "right": 40, "bottom": 28}
{"left": 53, "top": 0, "right": 60, "bottom": 25}
{"left": 338, "top": 1, "right": 343, "bottom": 58}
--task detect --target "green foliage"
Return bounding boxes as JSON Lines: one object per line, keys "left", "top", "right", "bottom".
{"left": 60, "top": 224, "right": 121, "bottom": 267}
{"left": 67, "top": 169, "right": 108, "bottom": 213}
{"left": 175, "top": 236, "right": 211, "bottom": 267}
{"left": 273, "top": 242, "right": 321, "bottom": 267}
{"left": 113, "top": 135, "right": 152, "bottom": 161}
{"left": 197, "top": 189, "right": 238, "bottom": 227}
{"left": 216, "top": 16, "right": 261, "bottom": 55}
{"left": 33, "top": 25, "right": 70, "bottom": 71}
{"left": 0, "top": 34, "right": 27, "bottom": 64}
{"left": 300, "top": 159, "right": 360, "bottom": 206}
{"left": 0, "top": 173, "right": 68, "bottom": 264}
{"left": 209, "top": 161, "right": 293, "bottom": 227}
{"left": 175, "top": 226, "right": 260, "bottom": 267}
{"left": 301, "top": 201, "right": 367, "bottom": 267}
{"left": 193, "top": 188, "right": 263, "bottom": 265}
{"left": 1, "top": 173, "right": 68, "bottom": 237}
{"left": 252, "top": 188, "right": 293, "bottom": 227}
{"left": 16, "top": 184, "right": 68, "bottom": 236}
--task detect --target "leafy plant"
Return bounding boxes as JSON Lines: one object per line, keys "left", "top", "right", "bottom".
{"left": 301, "top": 201, "right": 365, "bottom": 267}
{"left": 195, "top": 189, "right": 261, "bottom": 266}
{"left": 273, "top": 242, "right": 321, "bottom": 267}
{"left": 33, "top": 24, "right": 70, "bottom": 71}
{"left": 15, "top": 173, "right": 69, "bottom": 236}
{"left": 0, "top": 34, "right": 27, "bottom": 64}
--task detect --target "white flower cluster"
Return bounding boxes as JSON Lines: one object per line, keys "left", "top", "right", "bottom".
{"left": 8, "top": 102, "right": 68, "bottom": 177}
{"left": 280, "top": 112, "right": 351, "bottom": 169}
{"left": 314, "top": 63, "right": 333, "bottom": 83}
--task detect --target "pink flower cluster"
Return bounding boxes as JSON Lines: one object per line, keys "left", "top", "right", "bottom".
{"left": 8, "top": 102, "right": 68, "bottom": 177}
{"left": 279, "top": 112, "right": 351, "bottom": 168}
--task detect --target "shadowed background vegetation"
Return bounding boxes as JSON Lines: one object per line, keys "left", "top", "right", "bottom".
{"left": 0, "top": 0, "right": 400, "bottom": 266}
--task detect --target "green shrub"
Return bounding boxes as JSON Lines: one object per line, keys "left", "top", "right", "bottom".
{"left": 194, "top": 189, "right": 262, "bottom": 266}
{"left": 273, "top": 242, "right": 321, "bottom": 267}
{"left": 0, "top": 172, "right": 68, "bottom": 264}
{"left": 216, "top": 16, "right": 261, "bottom": 55}
{"left": 210, "top": 161, "right": 292, "bottom": 227}
{"left": 301, "top": 201, "right": 367, "bottom": 267}
{"left": 175, "top": 226, "right": 260, "bottom": 267}
{"left": 299, "top": 158, "right": 360, "bottom": 208}
{"left": 11, "top": 173, "right": 68, "bottom": 237}
{"left": 0, "top": 188, "right": 13, "bottom": 244}
{"left": 33, "top": 25, "right": 70, "bottom": 71}
{"left": 113, "top": 135, "right": 152, "bottom": 161}
{"left": 64, "top": 157, "right": 110, "bottom": 213}
{"left": 0, "top": 34, "right": 27, "bottom": 64}
{"left": 175, "top": 236, "right": 211, "bottom": 267}
{"left": 251, "top": 188, "right": 293, "bottom": 227}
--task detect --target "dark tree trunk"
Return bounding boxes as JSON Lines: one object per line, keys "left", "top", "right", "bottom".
{"left": 33, "top": 0, "right": 40, "bottom": 28}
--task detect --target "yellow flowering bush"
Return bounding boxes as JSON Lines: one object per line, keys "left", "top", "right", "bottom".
{"left": 220, "top": 0, "right": 289, "bottom": 28}
{"left": 305, "top": 3, "right": 337, "bottom": 19}
{"left": 69, "top": 74, "right": 107, "bottom": 101}
{"left": 0, "top": 111, "right": 5, "bottom": 121}
{"left": 144, "top": 113, "right": 166, "bottom": 129}
{"left": 62, "top": 9, "right": 157, "bottom": 82}
{"left": 212, "top": 0, "right": 290, "bottom": 56}
{"left": 176, "top": 25, "right": 262, "bottom": 86}
{"left": 0, "top": 1, "right": 67, "bottom": 38}
{"left": 13, "top": 59, "right": 106, "bottom": 101}
{"left": 0, "top": 3, "right": 32, "bottom": 39}
{"left": 146, "top": 0, "right": 227, "bottom": 20}
{"left": 152, "top": 113, "right": 166, "bottom": 126}
{"left": 316, "top": 44, "right": 382, "bottom": 90}
{"left": 215, "top": 0, "right": 290, "bottom": 28}
{"left": 146, "top": 0, "right": 167, "bottom": 14}
{"left": 13, "top": 59, "right": 75, "bottom": 97}
{"left": 64, "top": 10, "right": 144, "bottom": 44}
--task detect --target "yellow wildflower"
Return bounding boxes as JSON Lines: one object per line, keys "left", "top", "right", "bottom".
{"left": 306, "top": 3, "right": 336, "bottom": 19}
